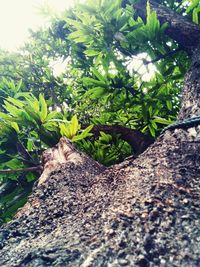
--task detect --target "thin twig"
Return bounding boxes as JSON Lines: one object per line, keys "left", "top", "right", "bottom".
{"left": 143, "top": 48, "right": 181, "bottom": 65}
{"left": 0, "top": 166, "right": 43, "bottom": 174}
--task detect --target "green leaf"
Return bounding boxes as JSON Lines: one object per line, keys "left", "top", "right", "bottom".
{"left": 84, "top": 87, "right": 106, "bottom": 99}
{"left": 153, "top": 117, "right": 172, "bottom": 125}
{"left": 3, "top": 101, "right": 22, "bottom": 117}
{"left": 65, "top": 18, "right": 83, "bottom": 28}
{"left": 84, "top": 49, "right": 100, "bottom": 56}
{"left": 145, "top": 0, "right": 161, "bottom": 39}
{"left": 148, "top": 124, "right": 156, "bottom": 137}
{"left": 26, "top": 172, "right": 36, "bottom": 182}
{"left": 186, "top": 0, "right": 199, "bottom": 13}
{"left": 16, "top": 80, "right": 23, "bottom": 92}
{"left": 59, "top": 123, "right": 68, "bottom": 137}
{"left": 70, "top": 114, "right": 80, "bottom": 137}
{"left": 82, "top": 77, "right": 108, "bottom": 88}
{"left": 27, "top": 139, "right": 33, "bottom": 151}
{"left": 146, "top": 0, "right": 151, "bottom": 19}
{"left": 68, "top": 30, "right": 83, "bottom": 40}
{"left": 72, "top": 124, "right": 93, "bottom": 142}
{"left": 59, "top": 115, "right": 80, "bottom": 139}
{"left": 0, "top": 112, "right": 13, "bottom": 121}
{"left": 166, "top": 100, "right": 172, "bottom": 111}
{"left": 46, "top": 111, "right": 62, "bottom": 121}
{"left": 6, "top": 97, "right": 24, "bottom": 108}
{"left": 22, "top": 107, "right": 40, "bottom": 125}
{"left": 91, "top": 67, "right": 107, "bottom": 82}
{"left": 39, "top": 94, "right": 48, "bottom": 122}
{"left": 10, "top": 122, "right": 20, "bottom": 133}
{"left": 150, "top": 120, "right": 158, "bottom": 130}
{"left": 4, "top": 159, "right": 24, "bottom": 170}
{"left": 99, "top": 131, "right": 112, "bottom": 142}
{"left": 193, "top": 7, "right": 200, "bottom": 24}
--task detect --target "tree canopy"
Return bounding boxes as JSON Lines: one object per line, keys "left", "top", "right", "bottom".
{"left": 0, "top": 0, "right": 199, "bottom": 223}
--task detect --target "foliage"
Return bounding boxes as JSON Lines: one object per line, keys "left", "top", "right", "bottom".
{"left": 0, "top": 92, "right": 93, "bottom": 175}
{"left": 0, "top": 93, "right": 92, "bottom": 223}
{"left": 183, "top": 0, "right": 200, "bottom": 24}
{"left": 0, "top": 0, "right": 193, "bottom": 223}
{"left": 79, "top": 132, "right": 132, "bottom": 166}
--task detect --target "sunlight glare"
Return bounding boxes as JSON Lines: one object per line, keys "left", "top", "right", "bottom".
{"left": 127, "top": 53, "right": 157, "bottom": 81}
{"left": 0, "top": 0, "right": 74, "bottom": 51}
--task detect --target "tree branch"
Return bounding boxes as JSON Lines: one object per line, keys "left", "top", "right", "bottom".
{"left": 143, "top": 48, "right": 181, "bottom": 65}
{"left": 0, "top": 166, "right": 42, "bottom": 174}
{"left": 133, "top": 0, "right": 200, "bottom": 54}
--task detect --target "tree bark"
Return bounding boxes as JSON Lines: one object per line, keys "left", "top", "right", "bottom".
{"left": 0, "top": 2, "right": 200, "bottom": 267}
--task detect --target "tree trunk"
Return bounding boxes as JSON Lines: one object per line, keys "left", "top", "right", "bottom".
{"left": 0, "top": 2, "right": 200, "bottom": 267}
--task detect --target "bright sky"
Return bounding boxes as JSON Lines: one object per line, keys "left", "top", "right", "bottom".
{"left": 0, "top": 0, "right": 74, "bottom": 51}
{"left": 0, "top": 0, "right": 155, "bottom": 80}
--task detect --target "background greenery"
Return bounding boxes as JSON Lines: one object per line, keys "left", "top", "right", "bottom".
{"left": 0, "top": 0, "right": 198, "bottom": 223}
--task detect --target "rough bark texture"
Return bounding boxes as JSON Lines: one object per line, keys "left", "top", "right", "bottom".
{"left": 0, "top": 127, "right": 199, "bottom": 266}
{"left": 0, "top": 1, "right": 200, "bottom": 267}
{"left": 178, "top": 43, "right": 200, "bottom": 120}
